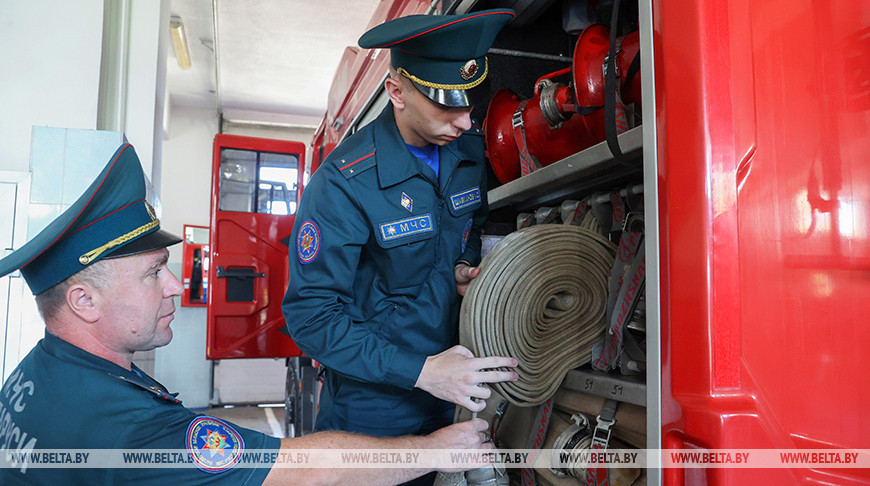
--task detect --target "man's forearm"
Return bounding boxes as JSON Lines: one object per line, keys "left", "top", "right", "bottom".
{"left": 263, "top": 432, "right": 432, "bottom": 486}
{"left": 261, "top": 416, "right": 495, "bottom": 486}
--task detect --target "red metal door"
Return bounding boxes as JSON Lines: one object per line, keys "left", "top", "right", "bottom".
{"left": 207, "top": 134, "right": 304, "bottom": 359}
{"left": 656, "top": 0, "right": 870, "bottom": 483}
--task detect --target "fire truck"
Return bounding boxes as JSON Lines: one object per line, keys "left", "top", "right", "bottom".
{"left": 206, "top": 0, "right": 870, "bottom": 484}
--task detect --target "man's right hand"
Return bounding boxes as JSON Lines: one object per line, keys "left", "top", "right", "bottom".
{"left": 266, "top": 418, "right": 494, "bottom": 484}
{"left": 428, "top": 418, "right": 492, "bottom": 450}
{"left": 425, "top": 418, "right": 493, "bottom": 472}
{"left": 415, "top": 345, "right": 518, "bottom": 412}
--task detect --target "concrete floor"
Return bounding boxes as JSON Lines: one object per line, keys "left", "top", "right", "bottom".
{"left": 205, "top": 404, "right": 288, "bottom": 438}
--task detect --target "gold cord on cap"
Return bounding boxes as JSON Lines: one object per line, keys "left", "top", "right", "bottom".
{"left": 397, "top": 57, "right": 488, "bottom": 90}
{"left": 79, "top": 203, "right": 160, "bottom": 265}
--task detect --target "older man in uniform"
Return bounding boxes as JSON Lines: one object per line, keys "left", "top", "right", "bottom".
{"left": 282, "top": 8, "right": 519, "bottom": 447}
{"left": 0, "top": 144, "right": 491, "bottom": 485}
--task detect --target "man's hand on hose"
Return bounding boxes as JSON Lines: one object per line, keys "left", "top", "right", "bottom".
{"left": 415, "top": 345, "right": 518, "bottom": 412}
{"left": 454, "top": 262, "right": 481, "bottom": 296}
{"left": 425, "top": 418, "right": 494, "bottom": 472}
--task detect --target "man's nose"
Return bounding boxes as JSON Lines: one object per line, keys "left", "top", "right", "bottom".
{"left": 454, "top": 109, "right": 473, "bottom": 131}
{"left": 164, "top": 270, "right": 184, "bottom": 298}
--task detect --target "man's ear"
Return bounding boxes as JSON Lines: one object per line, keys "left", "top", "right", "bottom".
{"left": 385, "top": 75, "right": 406, "bottom": 110}
{"left": 66, "top": 283, "right": 101, "bottom": 324}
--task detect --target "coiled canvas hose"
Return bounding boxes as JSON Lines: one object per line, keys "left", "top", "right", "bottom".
{"left": 460, "top": 225, "right": 616, "bottom": 406}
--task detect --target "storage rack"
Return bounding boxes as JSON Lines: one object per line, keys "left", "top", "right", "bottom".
{"left": 485, "top": 127, "right": 648, "bottom": 408}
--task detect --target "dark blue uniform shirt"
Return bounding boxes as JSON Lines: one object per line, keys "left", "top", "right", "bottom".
{"left": 282, "top": 105, "right": 488, "bottom": 436}
{"left": 0, "top": 332, "right": 280, "bottom": 484}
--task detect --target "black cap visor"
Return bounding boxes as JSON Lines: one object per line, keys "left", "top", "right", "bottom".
{"left": 104, "top": 229, "right": 183, "bottom": 259}
{"left": 411, "top": 76, "right": 490, "bottom": 108}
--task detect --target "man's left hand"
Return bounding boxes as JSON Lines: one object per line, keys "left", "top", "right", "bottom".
{"left": 454, "top": 263, "right": 481, "bottom": 296}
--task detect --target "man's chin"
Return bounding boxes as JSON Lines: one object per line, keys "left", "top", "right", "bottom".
{"left": 153, "top": 329, "right": 173, "bottom": 348}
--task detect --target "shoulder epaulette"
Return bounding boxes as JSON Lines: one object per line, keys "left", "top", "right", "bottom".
{"left": 331, "top": 145, "right": 377, "bottom": 180}
{"left": 455, "top": 120, "right": 485, "bottom": 159}
{"left": 112, "top": 373, "right": 183, "bottom": 404}
{"left": 464, "top": 120, "right": 484, "bottom": 137}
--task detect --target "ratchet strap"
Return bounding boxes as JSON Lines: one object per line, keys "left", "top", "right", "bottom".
{"left": 592, "top": 235, "right": 645, "bottom": 372}
{"left": 586, "top": 399, "right": 619, "bottom": 486}
{"left": 604, "top": 0, "right": 634, "bottom": 167}
{"left": 517, "top": 212, "right": 536, "bottom": 229}
{"left": 534, "top": 206, "right": 561, "bottom": 225}
{"left": 521, "top": 398, "right": 554, "bottom": 486}
{"left": 593, "top": 188, "right": 646, "bottom": 372}
{"left": 512, "top": 100, "right": 543, "bottom": 176}
{"left": 460, "top": 225, "right": 616, "bottom": 406}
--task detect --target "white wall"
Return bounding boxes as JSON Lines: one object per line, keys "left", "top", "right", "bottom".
{"left": 0, "top": 0, "right": 169, "bottom": 177}
{"left": 0, "top": 0, "right": 171, "bottom": 377}
{"left": 125, "top": 0, "right": 171, "bottom": 186}
{"left": 0, "top": 0, "right": 104, "bottom": 173}
{"left": 161, "top": 104, "right": 219, "bottom": 263}
{"left": 0, "top": 1, "right": 308, "bottom": 405}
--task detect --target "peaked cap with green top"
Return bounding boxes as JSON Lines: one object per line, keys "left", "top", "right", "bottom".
{"left": 0, "top": 144, "right": 181, "bottom": 295}
{"left": 359, "top": 8, "right": 515, "bottom": 107}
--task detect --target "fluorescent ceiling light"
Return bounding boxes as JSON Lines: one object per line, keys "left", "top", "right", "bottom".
{"left": 170, "top": 16, "right": 191, "bottom": 70}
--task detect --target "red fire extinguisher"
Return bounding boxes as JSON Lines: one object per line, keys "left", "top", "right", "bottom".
{"left": 485, "top": 24, "right": 640, "bottom": 184}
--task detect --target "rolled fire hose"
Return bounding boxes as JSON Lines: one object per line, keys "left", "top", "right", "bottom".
{"left": 460, "top": 224, "right": 616, "bottom": 406}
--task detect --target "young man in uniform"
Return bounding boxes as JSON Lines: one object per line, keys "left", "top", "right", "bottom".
{"left": 282, "top": 8, "right": 519, "bottom": 442}
{"left": 0, "top": 144, "right": 492, "bottom": 485}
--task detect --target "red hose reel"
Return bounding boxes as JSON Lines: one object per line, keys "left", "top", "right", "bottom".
{"left": 485, "top": 24, "right": 640, "bottom": 184}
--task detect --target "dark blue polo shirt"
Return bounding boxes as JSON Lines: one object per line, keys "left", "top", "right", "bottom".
{"left": 0, "top": 332, "right": 280, "bottom": 484}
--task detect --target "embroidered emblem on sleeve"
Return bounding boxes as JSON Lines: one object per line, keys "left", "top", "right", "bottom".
{"left": 461, "top": 218, "right": 473, "bottom": 253}
{"left": 186, "top": 416, "right": 245, "bottom": 473}
{"left": 297, "top": 220, "right": 321, "bottom": 264}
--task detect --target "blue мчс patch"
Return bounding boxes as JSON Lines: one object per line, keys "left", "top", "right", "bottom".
{"left": 449, "top": 187, "right": 481, "bottom": 211}
{"left": 186, "top": 416, "right": 245, "bottom": 473}
{"left": 379, "top": 214, "right": 434, "bottom": 241}
{"left": 297, "top": 220, "right": 321, "bottom": 264}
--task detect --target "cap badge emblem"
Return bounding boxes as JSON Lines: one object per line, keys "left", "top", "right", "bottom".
{"left": 460, "top": 59, "right": 478, "bottom": 80}
{"left": 144, "top": 201, "right": 157, "bottom": 221}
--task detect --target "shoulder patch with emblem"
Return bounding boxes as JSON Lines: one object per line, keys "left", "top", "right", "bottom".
{"left": 461, "top": 218, "right": 474, "bottom": 253}
{"left": 297, "top": 220, "right": 321, "bottom": 264}
{"left": 186, "top": 416, "right": 245, "bottom": 473}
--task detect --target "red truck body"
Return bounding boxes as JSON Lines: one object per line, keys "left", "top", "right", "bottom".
{"left": 307, "top": 1, "right": 870, "bottom": 483}
{"left": 656, "top": 1, "right": 870, "bottom": 484}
